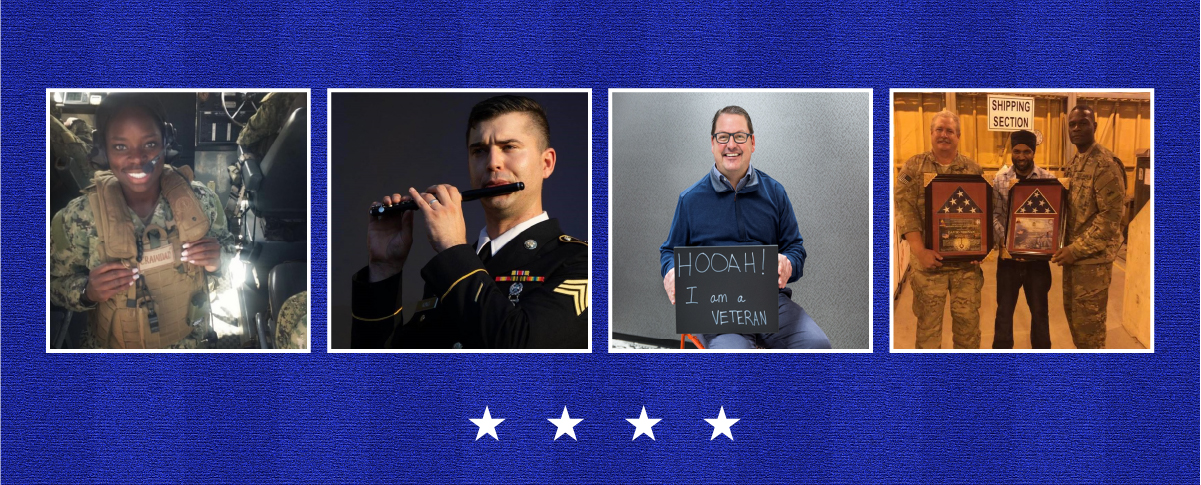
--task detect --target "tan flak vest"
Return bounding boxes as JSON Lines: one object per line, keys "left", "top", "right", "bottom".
{"left": 86, "top": 166, "right": 210, "bottom": 349}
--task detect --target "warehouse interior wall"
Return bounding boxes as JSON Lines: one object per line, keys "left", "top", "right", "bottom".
{"left": 893, "top": 92, "right": 1150, "bottom": 195}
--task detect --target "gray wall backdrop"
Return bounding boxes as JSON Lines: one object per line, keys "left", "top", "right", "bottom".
{"left": 330, "top": 92, "right": 589, "bottom": 349}
{"left": 611, "top": 91, "right": 871, "bottom": 349}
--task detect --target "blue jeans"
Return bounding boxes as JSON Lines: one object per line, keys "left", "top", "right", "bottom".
{"left": 702, "top": 288, "right": 832, "bottom": 349}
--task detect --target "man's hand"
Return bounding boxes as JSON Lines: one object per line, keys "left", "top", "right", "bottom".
{"left": 1051, "top": 246, "right": 1077, "bottom": 266}
{"left": 912, "top": 246, "right": 943, "bottom": 270}
{"left": 85, "top": 262, "right": 138, "bottom": 303}
{"left": 777, "top": 254, "right": 792, "bottom": 289}
{"left": 180, "top": 238, "right": 222, "bottom": 272}
{"left": 663, "top": 270, "right": 675, "bottom": 305}
{"left": 904, "top": 232, "right": 942, "bottom": 271}
{"left": 367, "top": 192, "right": 415, "bottom": 282}
{"left": 410, "top": 185, "right": 467, "bottom": 253}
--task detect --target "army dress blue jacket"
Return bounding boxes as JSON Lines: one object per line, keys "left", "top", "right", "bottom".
{"left": 351, "top": 218, "right": 588, "bottom": 349}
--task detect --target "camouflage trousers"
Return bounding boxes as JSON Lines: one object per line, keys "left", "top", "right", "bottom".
{"left": 1062, "top": 263, "right": 1112, "bottom": 349}
{"left": 910, "top": 263, "right": 983, "bottom": 349}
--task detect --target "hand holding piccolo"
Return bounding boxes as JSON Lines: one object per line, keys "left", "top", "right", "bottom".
{"left": 370, "top": 182, "right": 525, "bottom": 216}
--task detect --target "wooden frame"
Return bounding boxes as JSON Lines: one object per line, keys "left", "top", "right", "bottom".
{"left": 924, "top": 174, "right": 993, "bottom": 262}
{"left": 1005, "top": 178, "right": 1066, "bottom": 260}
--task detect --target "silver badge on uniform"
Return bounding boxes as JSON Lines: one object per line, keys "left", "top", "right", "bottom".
{"left": 509, "top": 282, "right": 524, "bottom": 304}
{"left": 524, "top": 239, "right": 537, "bottom": 250}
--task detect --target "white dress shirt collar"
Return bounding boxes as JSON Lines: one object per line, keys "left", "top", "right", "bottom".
{"left": 477, "top": 211, "right": 550, "bottom": 257}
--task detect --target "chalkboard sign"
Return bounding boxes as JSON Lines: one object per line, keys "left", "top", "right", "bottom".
{"left": 674, "top": 245, "right": 779, "bottom": 334}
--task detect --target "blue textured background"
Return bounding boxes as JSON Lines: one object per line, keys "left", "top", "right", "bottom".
{"left": 5, "top": 1, "right": 1199, "bottom": 482}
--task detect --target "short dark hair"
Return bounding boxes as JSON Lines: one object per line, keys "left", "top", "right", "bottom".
{"left": 711, "top": 106, "right": 754, "bottom": 135}
{"left": 1070, "top": 104, "right": 1096, "bottom": 121}
{"left": 95, "top": 93, "right": 168, "bottom": 146}
{"left": 466, "top": 95, "right": 551, "bottom": 149}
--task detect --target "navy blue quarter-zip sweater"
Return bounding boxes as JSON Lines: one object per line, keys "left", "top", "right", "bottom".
{"left": 659, "top": 167, "right": 806, "bottom": 282}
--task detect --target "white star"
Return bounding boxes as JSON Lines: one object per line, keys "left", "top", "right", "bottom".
{"left": 705, "top": 406, "right": 740, "bottom": 441}
{"left": 470, "top": 407, "right": 504, "bottom": 441}
{"left": 956, "top": 206, "right": 964, "bottom": 213}
{"left": 626, "top": 406, "right": 661, "bottom": 441}
{"left": 547, "top": 406, "right": 583, "bottom": 441}
{"left": 969, "top": 207, "right": 977, "bottom": 213}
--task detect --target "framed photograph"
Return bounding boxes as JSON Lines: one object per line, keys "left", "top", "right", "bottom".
{"left": 924, "top": 174, "right": 993, "bottom": 262}
{"left": 1006, "top": 178, "right": 1066, "bottom": 260}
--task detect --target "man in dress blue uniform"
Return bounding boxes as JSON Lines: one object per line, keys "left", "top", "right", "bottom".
{"left": 351, "top": 95, "right": 588, "bottom": 349}
{"left": 659, "top": 106, "right": 831, "bottom": 349}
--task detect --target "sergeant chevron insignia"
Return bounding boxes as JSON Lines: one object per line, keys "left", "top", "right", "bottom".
{"left": 553, "top": 279, "right": 589, "bottom": 316}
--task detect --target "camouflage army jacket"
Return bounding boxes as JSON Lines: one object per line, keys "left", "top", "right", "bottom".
{"left": 50, "top": 115, "right": 96, "bottom": 189}
{"left": 1064, "top": 143, "right": 1126, "bottom": 264}
{"left": 236, "top": 92, "right": 305, "bottom": 161}
{"left": 894, "top": 151, "right": 983, "bottom": 239}
{"left": 991, "top": 163, "right": 1057, "bottom": 253}
{"left": 50, "top": 179, "right": 235, "bottom": 312}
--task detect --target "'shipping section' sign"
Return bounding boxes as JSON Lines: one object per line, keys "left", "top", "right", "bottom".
{"left": 987, "top": 95, "right": 1035, "bottom": 131}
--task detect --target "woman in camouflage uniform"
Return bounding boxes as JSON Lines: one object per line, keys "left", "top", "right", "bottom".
{"left": 49, "top": 93, "right": 235, "bottom": 349}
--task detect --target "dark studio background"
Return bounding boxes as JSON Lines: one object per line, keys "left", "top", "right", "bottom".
{"left": 329, "top": 91, "right": 589, "bottom": 348}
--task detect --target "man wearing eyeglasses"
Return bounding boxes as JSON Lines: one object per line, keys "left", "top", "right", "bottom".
{"left": 659, "top": 106, "right": 831, "bottom": 349}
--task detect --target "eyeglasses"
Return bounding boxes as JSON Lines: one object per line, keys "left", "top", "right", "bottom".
{"left": 713, "top": 132, "right": 751, "bottom": 144}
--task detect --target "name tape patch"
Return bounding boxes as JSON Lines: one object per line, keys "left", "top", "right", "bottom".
{"left": 140, "top": 244, "right": 175, "bottom": 272}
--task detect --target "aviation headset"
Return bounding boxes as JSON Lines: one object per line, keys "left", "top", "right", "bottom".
{"left": 89, "top": 93, "right": 179, "bottom": 169}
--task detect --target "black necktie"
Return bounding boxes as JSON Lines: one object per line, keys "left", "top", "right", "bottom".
{"left": 478, "top": 241, "right": 492, "bottom": 264}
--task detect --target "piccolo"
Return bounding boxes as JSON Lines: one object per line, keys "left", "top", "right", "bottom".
{"left": 370, "top": 182, "right": 525, "bottom": 216}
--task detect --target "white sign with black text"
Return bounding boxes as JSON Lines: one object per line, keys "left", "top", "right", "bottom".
{"left": 987, "top": 95, "right": 1035, "bottom": 132}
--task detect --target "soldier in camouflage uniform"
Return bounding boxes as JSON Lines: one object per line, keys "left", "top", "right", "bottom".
{"left": 1051, "top": 105, "right": 1127, "bottom": 349}
{"left": 49, "top": 93, "right": 236, "bottom": 349}
{"left": 236, "top": 92, "right": 306, "bottom": 162}
{"left": 50, "top": 114, "right": 97, "bottom": 189}
{"left": 895, "top": 110, "right": 985, "bottom": 349}
{"left": 64, "top": 117, "right": 94, "bottom": 145}
{"left": 226, "top": 92, "right": 307, "bottom": 226}
{"left": 274, "top": 290, "right": 309, "bottom": 349}
{"left": 50, "top": 94, "right": 62, "bottom": 119}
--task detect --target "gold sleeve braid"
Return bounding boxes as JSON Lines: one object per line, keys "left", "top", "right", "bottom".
{"left": 442, "top": 269, "right": 488, "bottom": 300}
{"left": 353, "top": 305, "right": 404, "bottom": 322}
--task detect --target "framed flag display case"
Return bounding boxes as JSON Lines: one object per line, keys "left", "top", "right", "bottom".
{"left": 1005, "top": 178, "right": 1066, "bottom": 260}
{"left": 924, "top": 174, "right": 994, "bottom": 262}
